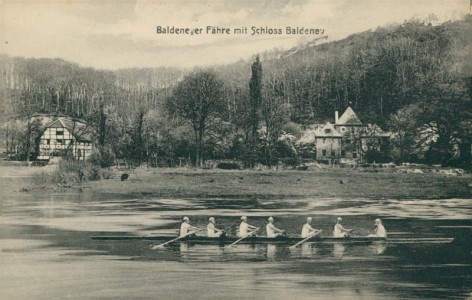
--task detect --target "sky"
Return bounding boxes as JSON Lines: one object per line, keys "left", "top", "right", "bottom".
{"left": 0, "top": 0, "right": 470, "bottom": 70}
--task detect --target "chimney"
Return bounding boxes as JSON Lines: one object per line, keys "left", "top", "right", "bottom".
{"left": 335, "top": 111, "right": 339, "bottom": 124}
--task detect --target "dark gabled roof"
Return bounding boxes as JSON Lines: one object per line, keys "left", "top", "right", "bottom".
{"left": 337, "top": 107, "right": 363, "bottom": 126}
{"left": 44, "top": 118, "right": 92, "bottom": 142}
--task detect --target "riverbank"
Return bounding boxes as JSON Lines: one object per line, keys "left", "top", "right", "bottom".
{"left": 80, "top": 167, "right": 471, "bottom": 200}
{"left": 5, "top": 164, "right": 470, "bottom": 199}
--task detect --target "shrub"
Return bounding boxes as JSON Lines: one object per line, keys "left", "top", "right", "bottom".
{"left": 100, "top": 168, "right": 113, "bottom": 179}
{"left": 87, "top": 151, "right": 102, "bottom": 167}
{"left": 28, "top": 159, "right": 109, "bottom": 189}
{"left": 87, "top": 147, "right": 116, "bottom": 168}
{"left": 217, "top": 162, "right": 241, "bottom": 170}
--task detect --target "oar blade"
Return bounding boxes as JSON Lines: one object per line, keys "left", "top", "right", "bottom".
{"left": 289, "top": 230, "right": 322, "bottom": 249}
{"left": 150, "top": 229, "right": 201, "bottom": 250}
{"left": 229, "top": 228, "right": 260, "bottom": 247}
{"left": 151, "top": 244, "right": 166, "bottom": 250}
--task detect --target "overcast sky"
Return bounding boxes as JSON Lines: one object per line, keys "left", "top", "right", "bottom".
{"left": 0, "top": 0, "right": 469, "bottom": 70}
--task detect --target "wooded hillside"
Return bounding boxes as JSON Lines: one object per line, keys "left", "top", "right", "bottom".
{"left": 1, "top": 15, "right": 470, "bottom": 166}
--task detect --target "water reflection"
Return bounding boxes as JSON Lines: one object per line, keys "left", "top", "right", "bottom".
{"left": 301, "top": 243, "right": 317, "bottom": 257}
{"left": 0, "top": 175, "right": 470, "bottom": 300}
{"left": 266, "top": 243, "right": 276, "bottom": 261}
{"left": 369, "top": 241, "right": 388, "bottom": 255}
{"left": 172, "top": 239, "right": 391, "bottom": 263}
{"left": 174, "top": 242, "right": 339, "bottom": 262}
{"left": 176, "top": 242, "right": 228, "bottom": 261}
{"left": 179, "top": 242, "right": 190, "bottom": 260}
{"left": 333, "top": 243, "right": 345, "bottom": 259}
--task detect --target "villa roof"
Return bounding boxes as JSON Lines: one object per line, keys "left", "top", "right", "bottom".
{"left": 337, "top": 107, "right": 363, "bottom": 126}
{"left": 315, "top": 122, "right": 343, "bottom": 138}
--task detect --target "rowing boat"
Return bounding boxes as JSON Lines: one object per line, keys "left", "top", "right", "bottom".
{"left": 90, "top": 235, "right": 387, "bottom": 244}
{"left": 90, "top": 235, "right": 455, "bottom": 245}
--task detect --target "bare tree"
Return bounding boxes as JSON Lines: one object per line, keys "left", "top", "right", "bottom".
{"left": 166, "top": 70, "right": 226, "bottom": 167}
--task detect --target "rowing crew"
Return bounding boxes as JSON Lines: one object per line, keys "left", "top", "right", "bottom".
{"left": 180, "top": 216, "right": 387, "bottom": 238}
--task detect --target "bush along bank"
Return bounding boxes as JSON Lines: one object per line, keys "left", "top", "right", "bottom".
{"left": 25, "top": 158, "right": 112, "bottom": 191}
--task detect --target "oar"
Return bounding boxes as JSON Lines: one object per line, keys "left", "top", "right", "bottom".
{"left": 289, "top": 230, "right": 322, "bottom": 249}
{"left": 229, "top": 228, "right": 260, "bottom": 247}
{"left": 150, "top": 229, "right": 201, "bottom": 249}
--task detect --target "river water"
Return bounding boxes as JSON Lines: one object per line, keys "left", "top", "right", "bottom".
{"left": 0, "top": 174, "right": 471, "bottom": 299}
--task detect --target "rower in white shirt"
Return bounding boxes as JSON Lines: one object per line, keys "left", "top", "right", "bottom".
{"left": 180, "top": 216, "right": 200, "bottom": 237}
{"left": 238, "top": 216, "right": 258, "bottom": 237}
{"left": 266, "top": 217, "right": 286, "bottom": 238}
{"left": 333, "top": 217, "right": 353, "bottom": 237}
{"left": 301, "top": 217, "right": 321, "bottom": 238}
{"left": 207, "top": 217, "right": 225, "bottom": 237}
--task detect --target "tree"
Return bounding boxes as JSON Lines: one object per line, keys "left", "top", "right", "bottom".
{"left": 247, "top": 55, "right": 263, "bottom": 167}
{"left": 388, "top": 104, "right": 422, "bottom": 163}
{"left": 420, "top": 81, "right": 472, "bottom": 166}
{"left": 129, "top": 110, "right": 145, "bottom": 166}
{"left": 260, "top": 80, "right": 290, "bottom": 166}
{"left": 1, "top": 119, "right": 24, "bottom": 159}
{"left": 166, "top": 70, "right": 226, "bottom": 167}
{"left": 98, "top": 92, "right": 107, "bottom": 148}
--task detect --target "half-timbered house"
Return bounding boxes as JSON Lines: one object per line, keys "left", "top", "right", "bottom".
{"left": 37, "top": 118, "right": 93, "bottom": 161}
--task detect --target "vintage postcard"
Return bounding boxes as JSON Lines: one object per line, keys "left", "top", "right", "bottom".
{"left": 0, "top": 1, "right": 471, "bottom": 299}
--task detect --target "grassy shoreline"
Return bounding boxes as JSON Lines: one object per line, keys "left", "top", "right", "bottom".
{"left": 5, "top": 164, "right": 470, "bottom": 199}
{"left": 80, "top": 167, "right": 471, "bottom": 200}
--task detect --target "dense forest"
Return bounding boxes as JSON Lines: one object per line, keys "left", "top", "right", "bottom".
{"left": 1, "top": 15, "right": 471, "bottom": 167}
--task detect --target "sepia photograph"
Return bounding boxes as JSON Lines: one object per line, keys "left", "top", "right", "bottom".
{"left": 0, "top": 0, "right": 471, "bottom": 299}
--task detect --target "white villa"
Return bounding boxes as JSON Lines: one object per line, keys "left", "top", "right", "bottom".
{"left": 298, "top": 107, "right": 391, "bottom": 163}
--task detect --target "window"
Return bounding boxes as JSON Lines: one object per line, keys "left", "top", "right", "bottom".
{"left": 57, "top": 139, "right": 63, "bottom": 145}
{"left": 331, "top": 150, "right": 335, "bottom": 157}
{"left": 324, "top": 129, "right": 331, "bottom": 134}
{"left": 322, "top": 150, "right": 327, "bottom": 156}
{"left": 46, "top": 139, "right": 50, "bottom": 145}
{"left": 56, "top": 130, "right": 64, "bottom": 135}
{"left": 341, "top": 150, "right": 346, "bottom": 157}
{"left": 352, "top": 152, "right": 357, "bottom": 158}
{"left": 323, "top": 138, "right": 326, "bottom": 143}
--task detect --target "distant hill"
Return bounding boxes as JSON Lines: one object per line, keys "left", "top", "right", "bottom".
{"left": 0, "top": 15, "right": 470, "bottom": 128}
{"left": 215, "top": 15, "right": 472, "bottom": 126}
{"left": 0, "top": 55, "right": 184, "bottom": 121}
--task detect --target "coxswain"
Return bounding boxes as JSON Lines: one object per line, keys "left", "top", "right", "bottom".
{"left": 238, "top": 216, "right": 258, "bottom": 237}
{"left": 333, "top": 217, "right": 353, "bottom": 237}
{"left": 180, "top": 216, "right": 200, "bottom": 237}
{"left": 207, "top": 217, "right": 225, "bottom": 237}
{"left": 266, "top": 217, "right": 286, "bottom": 238}
{"left": 301, "top": 217, "right": 321, "bottom": 238}
{"left": 373, "top": 218, "right": 387, "bottom": 237}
